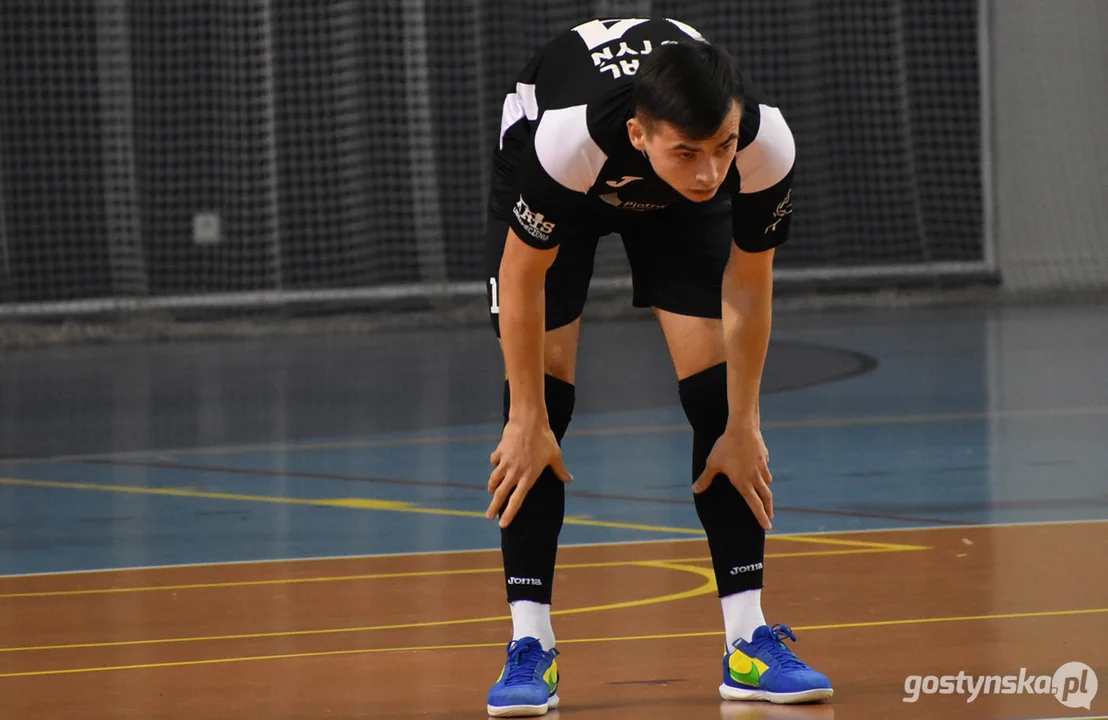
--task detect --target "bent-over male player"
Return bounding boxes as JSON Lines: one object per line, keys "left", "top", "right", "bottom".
{"left": 483, "top": 17, "right": 832, "bottom": 717}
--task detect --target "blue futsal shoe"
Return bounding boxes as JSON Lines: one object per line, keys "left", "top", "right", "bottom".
{"left": 486, "top": 637, "right": 560, "bottom": 717}
{"left": 720, "top": 624, "right": 833, "bottom": 704}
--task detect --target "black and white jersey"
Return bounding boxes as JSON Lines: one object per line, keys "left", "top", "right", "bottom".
{"left": 491, "top": 18, "right": 795, "bottom": 254}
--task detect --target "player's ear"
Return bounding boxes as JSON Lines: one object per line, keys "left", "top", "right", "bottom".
{"left": 626, "top": 116, "right": 648, "bottom": 152}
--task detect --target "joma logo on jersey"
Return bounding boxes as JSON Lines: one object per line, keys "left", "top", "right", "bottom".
{"left": 513, "top": 196, "right": 556, "bottom": 242}
{"left": 507, "top": 577, "right": 543, "bottom": 586}
{"left": 730, "top": 562, "right": 764, "bottom": 575}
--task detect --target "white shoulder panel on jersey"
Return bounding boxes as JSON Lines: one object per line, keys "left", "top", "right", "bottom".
{"left": 665, "top": 18, "right": 705, "bottom": 41}
{"left": 571, "top": 18, "right": 651, "bottom": 50}
{"left": 533, "top": 105, "right": 608, "bottom": 193}
{"left": 734, "top": 105, "right": 796, "bottom": 194}
{"left": 498, "top": 82, "right": 538, "bottom": 150}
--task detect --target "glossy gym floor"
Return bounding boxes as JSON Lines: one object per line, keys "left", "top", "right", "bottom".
{"left": 2, "top": 301, "right": 1106, "bottom": 719}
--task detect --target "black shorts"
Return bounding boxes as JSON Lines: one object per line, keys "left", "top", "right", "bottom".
{"left": 485, "top": 201, "right": 732, "bottom": 337}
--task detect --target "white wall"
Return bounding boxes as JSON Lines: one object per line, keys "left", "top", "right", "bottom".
{"left": 991, "top": 0, "right": 1108, "bottom": 291}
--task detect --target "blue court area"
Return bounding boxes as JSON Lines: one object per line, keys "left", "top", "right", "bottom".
{"left": 2, "top": 301, "right": 1107, "bottom": 575}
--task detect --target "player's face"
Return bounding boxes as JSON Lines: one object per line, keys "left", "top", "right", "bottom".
{"left": 629, "top": 100, "right": 741, "bottom": 202}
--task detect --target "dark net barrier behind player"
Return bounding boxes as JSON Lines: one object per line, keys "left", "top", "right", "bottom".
{"left": 0, "top": 1, "right": 985, "bottom": 326}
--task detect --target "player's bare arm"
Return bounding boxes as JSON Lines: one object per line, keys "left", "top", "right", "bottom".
{"left": 486, "top": 228, "right": 573, "bottom": 528}
{"left": 692, "top": 243, "right": 775, "bottom": 531}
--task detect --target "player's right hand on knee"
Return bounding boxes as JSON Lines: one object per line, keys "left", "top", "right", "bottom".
{"left": 486, "top": 419, "right": 573, "bottom": 528}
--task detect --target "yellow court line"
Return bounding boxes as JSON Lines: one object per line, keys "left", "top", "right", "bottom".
{"left": 2, "top": 605, "right": 1105, "bottom": 679}
{"left": 563, "top": 517, "right": 701, "bottom": 534}
{"left": 0, "top": 566, "right": 504, "bottom": 600}
{"left": 0, "top": 476, "right": 702, "bottom": 536}
{"left": 0, "top": 560, "right": 715, "bottom": 654}
{"left": 0, "top": 476, "right": 942, "bottom": 546}
{"left": 0, "top": 547, "right": 925, "bottom": 600}
{"left": 0, "top": 477, "right": 472, "bottom": 515}
{"left": 0, "top": 641, "right": 510, "bottom": 679}
{"left": 0, "top": 477, "right": 677, "bottom": 533}
{"left": 551, "top": 605, "right": 1108, "bottom": 644}
{"left": 674, "top": 547, "right": 923, "bottom": 564}
{"left": 767, "top": 535, "right": 928, "bottom": 551}
{"left": 794, "top": 606, "right": 1108, "bottom": 632}
{"left": 5, "top": 517, "right": 1100, "bottom": 582}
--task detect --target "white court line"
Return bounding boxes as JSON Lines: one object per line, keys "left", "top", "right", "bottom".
{"left": 1002, "top": 716, "right": 1108, "bottom": 720}
{"left": 1, "top": 517, "right": 1103, "bottom": 580}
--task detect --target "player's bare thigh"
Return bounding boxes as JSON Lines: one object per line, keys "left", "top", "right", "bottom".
{"left": 653, "top": 308, "right": 725, "bottom": 381}
{"left": 498, "top": 317, "right": 582, "bottom": 385}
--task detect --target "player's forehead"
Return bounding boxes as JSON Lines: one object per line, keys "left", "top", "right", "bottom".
{"left": 660, "top": 100, "right": 742, "bottom": 149}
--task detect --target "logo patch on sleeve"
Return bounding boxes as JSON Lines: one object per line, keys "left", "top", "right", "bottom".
{"left": 513, "top": 195, "right": 556, "bottom": 243}
{"left": 764, "top": 189, "right": 792, "bottom": 234}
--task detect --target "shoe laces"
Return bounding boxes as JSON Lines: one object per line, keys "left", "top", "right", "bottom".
{"left": 749, "top": 624, "right": 806, "bottom": 671}
{"left": 501, "top": 638, "right": 553, "bottom": 687}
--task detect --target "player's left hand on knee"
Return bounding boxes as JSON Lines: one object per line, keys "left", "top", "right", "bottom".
{"left": 692, "top": 427, "right": 774, "bottom": 531}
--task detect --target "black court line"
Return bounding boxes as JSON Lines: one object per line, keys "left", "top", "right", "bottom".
{"left": 71, "top": 457, "right": 962, "bottom": 526}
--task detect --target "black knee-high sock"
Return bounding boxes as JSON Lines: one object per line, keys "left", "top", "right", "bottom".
{"left": 499, "top": 374, "right": 575, "bottom": 604}
{"left": 678, "top": 363, "right": 766, "bottom": 597}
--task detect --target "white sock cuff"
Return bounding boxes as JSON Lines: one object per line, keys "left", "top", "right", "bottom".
{"left": 510, "top": 600, "right": 556, "bottom": 651}
{"left": 721, "top": 588, "right": 766, "bottom": 648}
